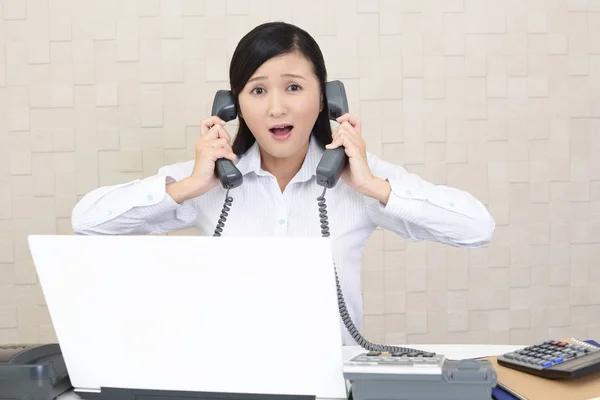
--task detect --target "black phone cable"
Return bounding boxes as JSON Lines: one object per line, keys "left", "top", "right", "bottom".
{"left": 213, "top": 189, "right": 232, "bottom": 237}
{"left": 318, "top": 186, "right": 431, "bottom": 355}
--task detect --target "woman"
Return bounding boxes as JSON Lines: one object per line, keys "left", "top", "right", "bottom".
{"left": 72, "top": 22, "right": 495, "bottom": 346}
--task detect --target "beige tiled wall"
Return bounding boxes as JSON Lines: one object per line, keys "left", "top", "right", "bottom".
{"left": 1, "top": 0, "right": 600, "bottom": 345}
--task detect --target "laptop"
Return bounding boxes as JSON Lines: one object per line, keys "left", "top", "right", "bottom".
{"left": 28, "top": 234, "right": 348, "bottom": 400}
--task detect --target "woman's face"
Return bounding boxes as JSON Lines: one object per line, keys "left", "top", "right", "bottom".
{"left": 237, "top": 51, "right": 322, "bottom": 160}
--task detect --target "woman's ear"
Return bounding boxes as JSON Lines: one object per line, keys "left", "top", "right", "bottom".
{"left": 236, "top": 101, "right": 243, "bottom": 119}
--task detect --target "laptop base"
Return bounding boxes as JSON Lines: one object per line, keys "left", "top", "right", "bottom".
{"left": 77, "top": 387, "right": 318, "bottom": 400}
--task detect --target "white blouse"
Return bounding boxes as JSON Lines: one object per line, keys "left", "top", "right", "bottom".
{"left": 72, "top": 138, "right": 495, "bottom": 345}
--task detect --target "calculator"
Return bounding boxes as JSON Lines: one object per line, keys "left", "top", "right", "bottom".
{"left": 497, "top": 340, "right": 600, "bottom": 379}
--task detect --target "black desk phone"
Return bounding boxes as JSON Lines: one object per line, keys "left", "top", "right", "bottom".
{"left": 208, "top": 80, "right": 428, "bottom": 357}
{"left": 0, "top": 343, "right": 72, "bottom": 400}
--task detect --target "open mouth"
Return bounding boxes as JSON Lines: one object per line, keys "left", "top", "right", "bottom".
{"left": 269, "top": 124, "right": 293, "bottom": 140}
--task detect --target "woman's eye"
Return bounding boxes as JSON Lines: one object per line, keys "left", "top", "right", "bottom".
{"left": 251, "top": 87, "right": 265, "bottom": 95}
{"left": 288, "top": 84, "right": 301, "bottom": 91}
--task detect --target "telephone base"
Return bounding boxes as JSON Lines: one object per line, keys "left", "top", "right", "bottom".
{"left": 344, "top": 352, "right": 497, "bottom": 400}
{"left": 0, "top": 343, "right": 72, "bottom": 400}
{"left": 77, "top": 387, "right": 317, "bottom": 400}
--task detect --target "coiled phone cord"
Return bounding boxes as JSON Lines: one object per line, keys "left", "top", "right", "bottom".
{"left": 318, "top": 186, "right": 428, "bottom": 355}
{"left": 212, "top": 185, "right": 428, "bottom": 354}
{"left": 213, "top": 189, "right": 232, "bottom": 237}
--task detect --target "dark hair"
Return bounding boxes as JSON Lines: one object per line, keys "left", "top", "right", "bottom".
{"left": 229, "top": 22, "right": 332, "bottom": 155}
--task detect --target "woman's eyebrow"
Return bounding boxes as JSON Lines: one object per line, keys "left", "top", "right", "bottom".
{"left": 282, "top": 73, "right": 307, "bottom": 80}
{"left": 247, "top": 73, "right": 307, "bottom": 83}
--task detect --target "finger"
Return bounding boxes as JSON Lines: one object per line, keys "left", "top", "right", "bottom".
{"left": 207, "top": 137, "right": 230, "bottom": 148}
{"left": 336, "top": 113, "right": 359, "bottom": 126}
{"left": 227, "top": 151, "right": 237, "bottom": 163}
{"left": 341, "top": 121, "right": 357, "bottom": 134}
{"left": 210, "top": 147, "right": 237, "bottom": 163}
{"left": 217, "top": 148, "right": 236, "bottom": 163}
{"left": 216, "top": 126, "right": 231, "bottom": 142}
{"left": 342, "top": 134, "right": 363, "bottom": 152}
{"left": 203, "top": 115, "right": 227, "bottom": 129}
{"left": 325, "top": 133, "right": 345, "bottom": 149}
{"left": 326, "top": 129, "right": 361, "bottom": 151}
{"left": 330, "top": 127, "right": 347, "bottom": 146}
{"left": 336, "top": 114, "right": 351, "bottom": 123}
{"left": 331, "top": 129, "right": 339, "bottom": 142}
{"left": 200, "top": 116, "right": 227, "bottom": 135}
{"left": 329, "top": 130, "right": 340, "bottom": 147}
{"left": 331, "top": 122, "right": 350, "bottom": 140}
{"left": 336, "top": 114, "right": 362, "bottom": 131}
{"left": 333, "top": 126, "right": 356, "bottom": 142}
{"left": 334, "top": 122, "right": 355, "bottom": 138}
{"left": 340, "top": 126, "right": 362, "bottom": 144}
{"left": 202, "top": 123, "right": 225, "bottom": 140}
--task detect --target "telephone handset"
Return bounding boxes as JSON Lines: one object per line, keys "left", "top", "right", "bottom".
{"left": 210, "top": 81, "right": 429, "bottom": 357}
{"left": 316, "top": 80, "right": 349, "bottom": 189}
{"left": 210, "top": 80, "right": 350, "bottom": 190}
{"left": 210, "top": 91, "right": 244, "bottom": 190}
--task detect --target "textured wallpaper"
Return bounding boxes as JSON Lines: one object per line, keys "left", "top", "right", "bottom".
{"left": 1, "top": 0, "right": 600, "bottom": 345}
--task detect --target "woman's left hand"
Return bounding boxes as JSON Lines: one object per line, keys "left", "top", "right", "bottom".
{"left": 325, "top": 113, "right": 391, "bottom": 203}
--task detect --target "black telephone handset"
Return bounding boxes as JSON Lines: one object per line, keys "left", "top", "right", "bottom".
{"left": 210, "top": 91, "right": 244, "bottom": 190}
{"left": 316, "top": 80, "right": 349, "bottom": 188}
{"left": 209, "top": 81, "right": 429, "bottom": 356}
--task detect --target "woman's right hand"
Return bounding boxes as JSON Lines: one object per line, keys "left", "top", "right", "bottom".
{"left": 166, "top": 116, "right": 237, "bottom": 203}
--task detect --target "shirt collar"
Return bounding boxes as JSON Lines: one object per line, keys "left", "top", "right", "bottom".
{"left": 235, "top": 136, "right": 324, "bottom": 184}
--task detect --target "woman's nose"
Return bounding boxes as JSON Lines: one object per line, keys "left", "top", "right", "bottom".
{"left": 267, "top": 92, "right": 287, "bottom": 117}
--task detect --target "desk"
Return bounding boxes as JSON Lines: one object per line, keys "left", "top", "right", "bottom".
{"left": 57, "top": 343, "right": 526, "bottom": 400}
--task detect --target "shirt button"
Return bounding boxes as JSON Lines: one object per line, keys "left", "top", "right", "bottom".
{"left": 108, "top": 210, "right": 112, "bottom": 215}
{"left": 279, "top": 219, "right": 286, "bottom": 225}
{"left": 147, "top": 194, "right": 154, "bottom": 201}
{"left": 449, "top": 201, "right": 455, "bottom": 207}
{"left": 405, "top": 190, "right": 412, "bottom": 196}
